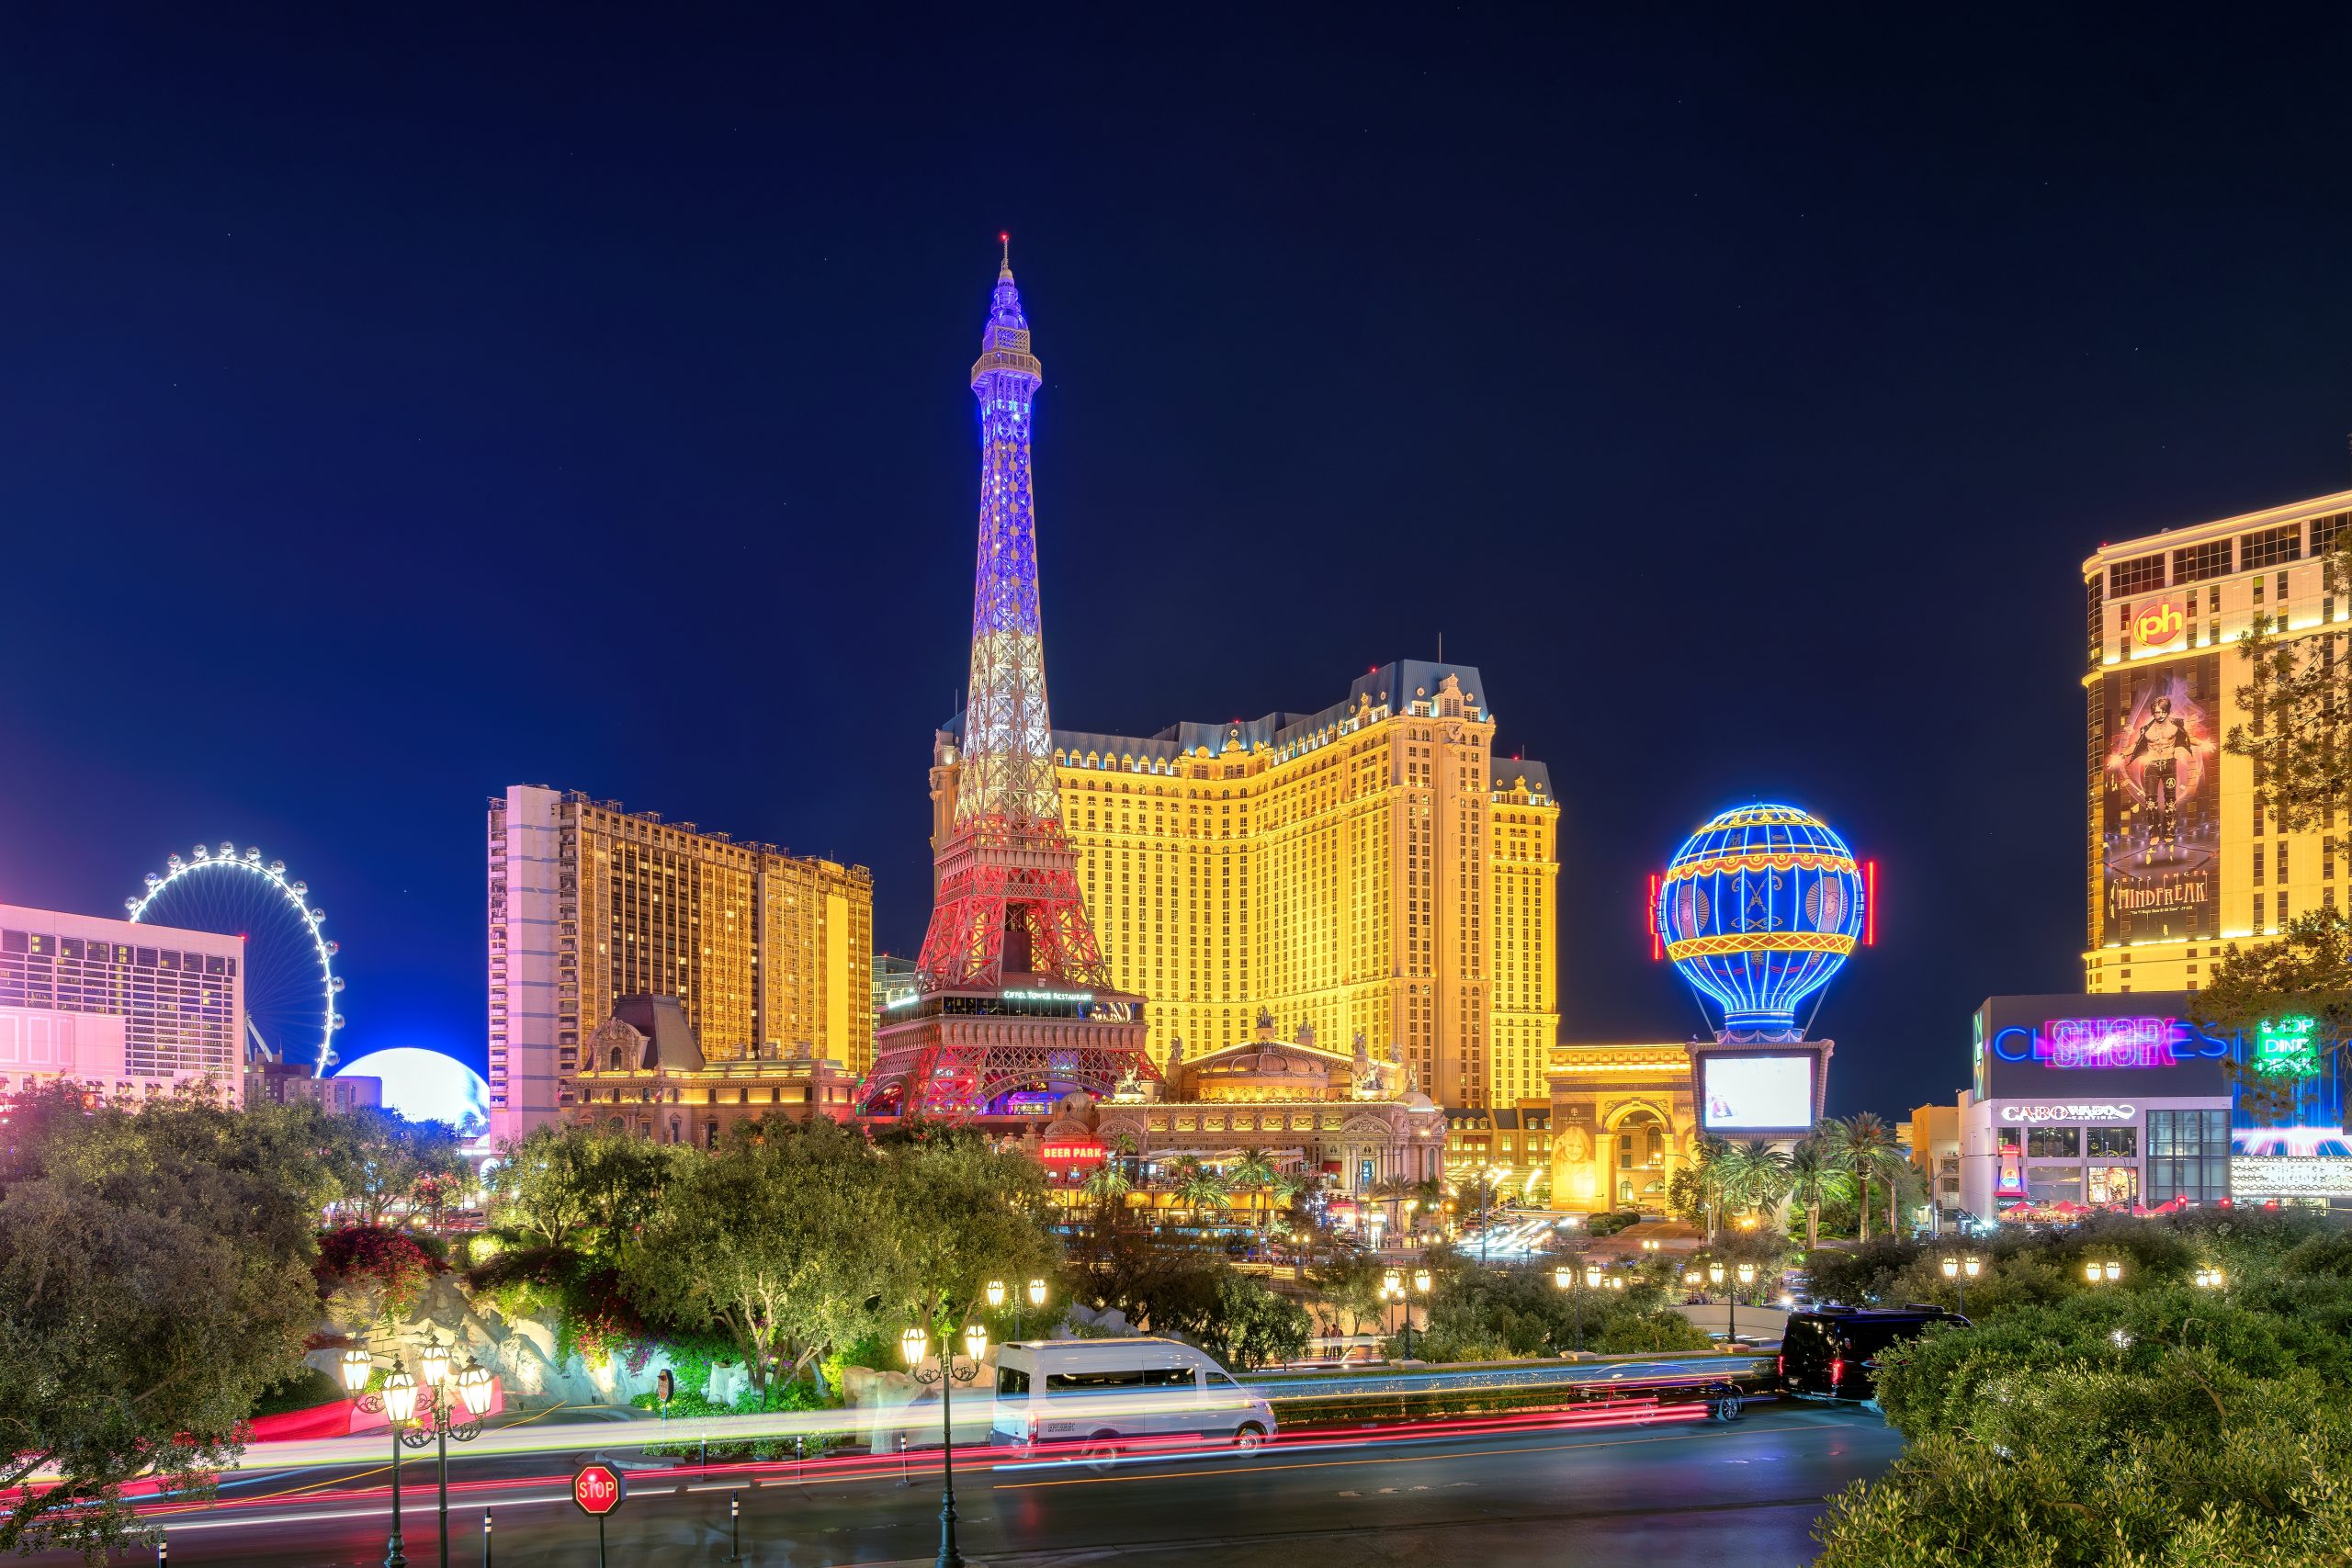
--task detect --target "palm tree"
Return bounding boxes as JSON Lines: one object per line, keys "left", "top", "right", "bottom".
{"left": 1228, "top": 1151, "right": 1277, "bottom": 1233}
{"left": 1718, "top": 1138, "right": 1793, "bottom": 1224}
{"left": 1081, "top": 1159, "right": 1134, "bottom": 1235}
{"left": 1688, "top": 1134, "right": 1732, "bottom": 1239}
{"left": 1173, "top": 1161, "right": 1231, "bottom": 1224}
{"left": 1828, "top": 1113, "right": 1905, "bottom": 1244}
{"left": 1783, "top": 1136, "right": 1850, "bottom": 1248}
{"left": 1369, "top": 1176, "right": 1417, "bottom": 1242}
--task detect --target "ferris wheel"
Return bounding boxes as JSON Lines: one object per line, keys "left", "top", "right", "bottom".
{"left": 127, "top": 842, "right": 345, "bottom": 1074}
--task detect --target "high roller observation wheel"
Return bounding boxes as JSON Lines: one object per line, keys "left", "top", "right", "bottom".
{"left": 126, "top": 841, "right": 345, "bottom": 1075}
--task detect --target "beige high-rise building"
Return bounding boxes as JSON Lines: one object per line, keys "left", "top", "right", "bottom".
{"left": 927, "top": 660, "right": 1560, "bottom": 1109}
{"left": 487, "top": 786, "right": 874, "bottom": 1142}
{"left": 2081, "top": 489, "right": 2352, "bottom": 996}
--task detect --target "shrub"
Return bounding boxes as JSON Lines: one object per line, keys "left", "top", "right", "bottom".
{"left": 248, "top": 1365, "right": 343, "bottom": 1418}
{"left": 1591, "top": 1313, "right": 1713, "bottom": 1355}
{"left": 316, "top": 1224, "right": 437, "bottom": 1324}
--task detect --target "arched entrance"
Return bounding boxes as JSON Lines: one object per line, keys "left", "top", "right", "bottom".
{"left": 1609, "top": 1106, "right": 1672, "bottom": 1210}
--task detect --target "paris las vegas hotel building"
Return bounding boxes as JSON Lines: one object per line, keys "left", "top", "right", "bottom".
{"left": 2083, "top": 487, "right": 2352, "bottom": 993}
{"left": 930, "top": 660, "right": 1561, "bottom": 1110}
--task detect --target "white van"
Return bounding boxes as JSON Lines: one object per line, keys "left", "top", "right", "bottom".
{"left": 989, "top": 1338, "right": 1277, "bottom": 1452}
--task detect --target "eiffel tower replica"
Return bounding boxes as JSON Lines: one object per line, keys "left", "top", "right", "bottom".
{"left": 855, "top": 241, "right": 1156, "bottom": 1122}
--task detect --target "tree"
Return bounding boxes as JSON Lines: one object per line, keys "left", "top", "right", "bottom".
{"left": 487, "top": 1123, "right": 683, "bottom": 1263}
{"left": 0, "top": 1088, "right": 319, "bottom": 1559}
{"left": 1197, "top": 1271, "right": 1310, "bottom": 1369}
{"left": 2193, "top": 908, "right": 2352, "bottom": 1124}
{"left": 1714, "top": 1138, "right": 1792, "bottom": 1224}
{"left": 1170, "top": 1159, "right": 1231, "bottom": 1224}
{"left": 876, "top": 1131, "right": 1061, "bottom": 1340}
{"left": 322, "top": 1107, "right": 467, "bottom": 1230}
{"left": 1826, "top": 1114, "right": 1904, "bottom": 1243}
{"left": 1368, "top": 1175, "right": 1417, "bottom": 1241}
{"left": 622, "top": 1118, "right": 876, "bottom": 1394}
{"left": 1080, "top": 1159, "right": 1134, "bottom": 1235}
{"left": 2222, "top": 532, "right": 2352, "bottom": 832}
{"left": 1227, "top": 1151, "right": 1276, "bottom": 1232}
{"left": 1783, "top": 1135, "right": 1850, "bottom": 1248}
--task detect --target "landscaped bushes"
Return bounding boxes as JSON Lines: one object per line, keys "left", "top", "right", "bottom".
{"left": 316, "top": 1224, "right": 438, "bottom": 1325}
{"left": 1814, "top": 1210, "right": 2352, "bottom": 1565}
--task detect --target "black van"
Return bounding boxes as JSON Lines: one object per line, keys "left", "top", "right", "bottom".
{"left": 1778, "top": 1305, "right": 1968, "bottom": 1402}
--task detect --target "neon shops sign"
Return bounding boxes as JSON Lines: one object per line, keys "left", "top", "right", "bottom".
{"left": 1989, "top": 1016, "right": 2230, "bottom": 1070}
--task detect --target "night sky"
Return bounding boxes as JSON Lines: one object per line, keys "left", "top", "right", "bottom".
{"left": 6, "top": 8, "right": 2351, "bottom": 1121}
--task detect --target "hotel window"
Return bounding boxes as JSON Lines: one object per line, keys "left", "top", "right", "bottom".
{"left": 2279, "top": 841, "right": 2290, "bottom": 882}
{"left": 2026, "top": 1126, "right": 2080, "bottom": 1157}
{"left": 2244, "top": 524, "right": 2301, "bottom": 571}
{"left": 2314, "top": 512, "right": 2350, "bottom": 556}
{"left": 2210, "top": 583, "right": 2222, "bottom": 613}
{"left": 2173, "top": 538, "right": 2233, "bottom": 584}
{"left": 2256, "top": 894, "right": 2267, "bottom": 931}
{"left": 2109, "top": 554, "right": 2165, "bottom": 595}
{"left": 2254, "top": 846, "right": 2265, "bottom": 884}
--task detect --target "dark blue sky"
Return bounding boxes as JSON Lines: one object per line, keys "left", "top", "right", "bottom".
{"left": 4, "top": 7, "right": 2349, "bottom": 1119}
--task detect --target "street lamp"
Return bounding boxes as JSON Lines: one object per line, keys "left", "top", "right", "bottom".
{"left": 2195, "top": 1265, "right": 2227, "bottom": 1291}
{"left": 341, "top": 1348, "right": 413, "bottom": 1568}
{"left": 1551, "top": 1262, "right": 1577, "bottom": 1355}
{"left": 2084, "top": 1258, "right": 2123, "bottom": 1285}
{"left": 1707, "top": 1262, "right": 1745, "bottom": 1346}
{"left": 1939, "top": 1254, "right": 1983, "bottom": 1315}
{"left": 1027, "top": 1277, "right": 1048, "bottom": 1338}
{"left": 1404, "top": 1268, "right": 1430, "bottom": 1361}
{"left": 900, "top": 1317, "right": 987, "bottom": 1568}
{"left": 399, "top": 1338, "right": 492, "bottom": 1568}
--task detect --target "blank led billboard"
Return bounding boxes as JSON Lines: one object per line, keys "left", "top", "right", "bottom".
{"left": 1698, "top": 1052, "right": 1816, "bottom": 1133}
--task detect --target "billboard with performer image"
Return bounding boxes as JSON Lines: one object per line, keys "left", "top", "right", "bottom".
{"left": 2098, "top": 654, "right": 2220, "bottom": 944}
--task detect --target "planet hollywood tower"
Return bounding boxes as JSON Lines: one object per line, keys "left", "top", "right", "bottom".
{"left": 854, "top": 241, "right": 1156, "bottom": 1122}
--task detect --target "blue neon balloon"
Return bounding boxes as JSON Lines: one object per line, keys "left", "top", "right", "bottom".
{"left": 1657, "top": 803, "right": 1865, "bottom": 1039}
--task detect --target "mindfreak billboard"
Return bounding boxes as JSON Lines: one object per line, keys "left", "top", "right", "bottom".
{"left": 2098, "top": 654, "right": 2220, "bottom": 944}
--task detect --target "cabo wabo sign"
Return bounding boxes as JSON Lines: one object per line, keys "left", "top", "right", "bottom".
{"left": 2001, "top": 1102, "right": 2137, "bottom": 1123}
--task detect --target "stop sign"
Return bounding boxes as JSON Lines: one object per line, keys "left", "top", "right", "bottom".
{"left": 571, "top": 1461, "right": 627, "bottom": 1517}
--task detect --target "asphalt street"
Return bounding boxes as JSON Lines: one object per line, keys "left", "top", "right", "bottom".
{"left": 67, "top": 1404, "right": 1897, "bottom": 1568}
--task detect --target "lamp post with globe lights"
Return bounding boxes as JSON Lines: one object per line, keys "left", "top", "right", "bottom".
{"left": 1940, "top": 1254, "right": 1983, "bottom": 1315}
{"left": 901, "top": 1320, "right": 989, "bottom": 1568}
{"left": 402, "top": 1337, "right": 494, "bottom": 1568}
{"left": 1026, "top": 1278, "right": 1048, "bottom": 1340}
{"left": 2085, "top": 1258, "right": 2123, "bottom": 1286}
{"left": 2195, "top": 1265, "right": 2228, "bottom": 1292}
{"left": 340, "top": 1348, "right": 413, "bottom": 1568}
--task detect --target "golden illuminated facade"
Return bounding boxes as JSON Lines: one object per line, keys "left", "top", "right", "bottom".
{"left": 1544, "top": 1042, "right": 1699, "bottom": 1213}
{"left": 2081, "top": 490, "right": 2352, "bottom": 996}
{"left": 929, "top": 661, "right": 1558, "bottom": 1109}
{"left": 487, "top": 786, "right": 874, "bottom": 1142}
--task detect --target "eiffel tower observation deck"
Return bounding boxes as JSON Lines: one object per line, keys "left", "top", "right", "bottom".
{"left": 855, "top": 240, "right": 1156, "bottom": 1123}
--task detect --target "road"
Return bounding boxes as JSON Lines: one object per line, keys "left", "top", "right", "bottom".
{"left": 74, "top": 1403, "right": 1896, "bottom": 1568}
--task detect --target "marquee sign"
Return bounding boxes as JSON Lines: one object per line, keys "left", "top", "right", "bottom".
{"left": 2230, "top": 1156, "right": 2352, "bottom": 1199}
{"left": 1039, "top": 1137, "right": 1106, "bottom": 1167}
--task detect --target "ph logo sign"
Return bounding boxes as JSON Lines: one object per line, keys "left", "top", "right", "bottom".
{"left": 2132, "top": 598, "right": 2186, "bottom": 651}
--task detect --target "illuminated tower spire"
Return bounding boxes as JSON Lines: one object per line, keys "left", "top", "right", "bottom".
{"left": 954, "top": 234, "right": 1061, "bottom": 838}
{"left": 910, "top": 240, "right": 1112, "bottom": 992}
